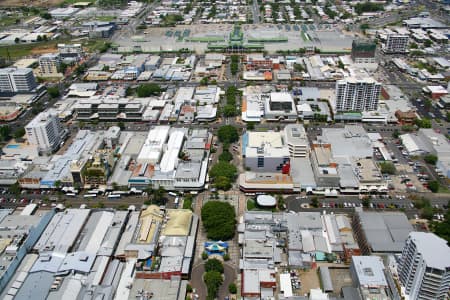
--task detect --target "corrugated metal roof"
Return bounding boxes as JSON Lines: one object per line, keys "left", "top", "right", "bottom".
{"left": 319, "top": 267, "right": 333, "bottom": 292}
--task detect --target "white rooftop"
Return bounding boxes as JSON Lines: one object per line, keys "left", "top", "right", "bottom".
{"left": 352, "top": 256, "right": 387, "bottom": 287}
{"left": 408, "top": 232, "right": 450, "bottom": 270}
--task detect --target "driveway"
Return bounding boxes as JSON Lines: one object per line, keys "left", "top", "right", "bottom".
{"left": 191, "top": 264, "right": 207, "bottom": 300}
{"left": 218, "top": 263, "right": 236, "bottom": 299}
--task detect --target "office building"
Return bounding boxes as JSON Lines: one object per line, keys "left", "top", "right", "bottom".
{"left": 385, "top": 34, "right": 409, "bottom": 54}
{"left": 350, "top": 256, "right": 390, "bottom": 300}
{"left": 335, "top": 77, "right": 381, "bottom": 112}
{"left": 243, "top": 131, "right": 290, "bottom": 172}
{"left": 0, "top": 67, "right": 37, "bottom": 93}
{"left": 351, "top": 39, "right": 377, "bottom": 64}
{"left": 398, "top": 232, "right": 450, "bottom": 300}
{"left": 264, "top": 92, "right": 298, "bottom": 121}
{"left": 39, "top": 53, "right": 61, "bottom": 75}
{"left": 283, "top": 124, "right": 309, "bottom": 158}
{"left": 25, "top": 110, "right": 65, "bottom": 155}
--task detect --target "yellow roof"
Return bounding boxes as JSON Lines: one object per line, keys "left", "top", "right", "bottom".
{"left": 162, "top": 209, "right": 192, "bottom": 236}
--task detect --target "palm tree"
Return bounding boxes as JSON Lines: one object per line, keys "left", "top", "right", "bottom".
{"left": 152, "top": 186, "right": 166, "bottom": 205}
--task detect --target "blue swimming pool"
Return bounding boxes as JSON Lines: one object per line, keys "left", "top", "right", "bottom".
{"left": 6, "top": 144, "right": 19, "bottom": 149}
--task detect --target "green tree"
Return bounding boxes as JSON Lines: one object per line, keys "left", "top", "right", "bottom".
{"left": 222, "top": 104, "right": 237, "bottom": 117}
{"left": 219, "top": 150, "right": 233, "bottom": 162}
{"left": 217, "top": 125, "right": 239, "bottom": 144}
{"left": 47, "top": 86, "right": 60, "bottom": 99}
{"left": 228, "top": 283, "right": 237, "bottom": 294}
{"left": 13, "top": 128, "right": 25, "bottom": 139}
{"left": 201, "top": 201, "right": 236, "bottom": 240}
{"left": 204, "top": 271, "right": 223, "bottom": 300}
{"left": 355, "top": 2, "right": 384, "bottom": 15}
{"left": 223, "top": 253, "right": 230, "bottom": 261}
{"left": 379, "top": 162, "right": 396, "bottom": 175}
{"left": 310, "top": 196, "right": 319, "bottom": 208}
{"left": 210, "top": 161, "right": 237, "bottom": 181}
{"left": 415, "top": 118, "right": 432, "bottom": 128}
{"left": 277, "top": 194, "right": 285, "bottom": 210}
{"left": 431, "top": 211, "right": 450, "bottom": 244}
{"left": 0, "top": 125, "right": 11, "bottom": 141}
{"left": 362, "top": 198, "right": 370, "bottom": 208}
{"left": 427, "top": 180, "right": 439, "bottom": 193}
{"left": 200, "top": 77, "right": 209, "bottom": 86}
{"left": 392, "top": 129, "right": 400, "bottom": 139}
{"left": 183, "top": 194, "right": 193, "bottom": 210}
{"left": 213, "top": 176, "right": 232, "bottom": 191}
{"left": 41, "top": 12, "right": 51, "bottom": 19}
{"left": 359, "top": 23, "right": 370, "bottom": 32}
{"left": 205, "top": 258, "right": 224, "bottom": 273}
{"left": 246, "top": 122, "right": 255, "bottom": 130}
{"left": 423, "top": 154, "right": 438, "bottom": 165}
{"left": 117, "top": 121, "right": 125, "bottom": 130}
{"left": 421, "top": 206, "right": 434, "bottom": 220}
{"left": 136, "top": 83, "right": 163, "bottom": 97}
{"left": 413, "top": 197, "right": 431, "bottom": 209}
{"left": 9, "top": 182, "right": 21, "bottom": 195}
{"left": 54, "top": 180, "right": 61, "bottom": 189}
{"left": 202, "top": 252, "right": 208, "bottom": 260}
{"left": 152, "top": 186, "right": 166, "bottom": 205}
{"left": 423, "top": 39, "right": 432, "bottom": 47}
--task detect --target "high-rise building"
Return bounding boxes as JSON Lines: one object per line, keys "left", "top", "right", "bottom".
{"left": 335, "top": 77, "right": 381, "bottom": 112}
{"left": 351, "top": 40, "right": 377, "bottom": 63}
{"left": 0, "top": 67, "right": 37, "bottom": 93}
{"left": 398, "top": 232, "right": 450, "bottom": 300}
{"left": 25, "top": 110, "right": 65, "bottom": 154}
{"left": 385, "top": 34, "right": 409, "bottom": 54}
{"left": 39, "top": 53, "right": 61, "bottom": 74}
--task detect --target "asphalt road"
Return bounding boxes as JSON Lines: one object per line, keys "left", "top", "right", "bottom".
{"left": 191, "top": 264, "right": 207, "bottom": 300}
{"left": 219, "top": 263, "right": 236, "bottom": 299}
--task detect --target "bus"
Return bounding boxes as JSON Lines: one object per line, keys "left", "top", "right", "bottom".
{"left": 111, "top": 191, "right": 129, "bottom": 195}
{"left": 107, "top": 194, "right": 121, "bottom": 199}
{"left": 168, "top": 192, "right": 178, "bottom": 197}
{"left": 174, "top": 197, "right": 179, "bottom": 208}
{"left": 66, "top": 193, "right": 76, "bottom": 197}
{"left": 84, "top": 194, "right": 97, "bottom": 199}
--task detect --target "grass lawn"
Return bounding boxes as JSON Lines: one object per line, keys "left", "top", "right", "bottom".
{"left": 0, "top": 15, "right": 20, "bottom": 27}
{"left": 247, "top": 199, "right": 256, "bottom": 210}
{"left": 96, "top": 16, "right": 116, "bottom": 22}
{"left": 246, "top": 198, "right": 277, "bottom": 212}
{"left": 0, "top": 43, "right": 37, "bottom": 59}
{"left": 438, "top": 184, "right": 450, "bottom": 194}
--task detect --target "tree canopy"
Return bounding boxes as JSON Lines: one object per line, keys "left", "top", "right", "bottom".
{"left": 47, "top": 86, "right": 60, "bottom": 99}
{"left": 204, "top": 271, "right": 223, "bottom": 300}
{"left": 205, "top": 258, "right": 224, "bottom": 273}
{"left": 217, "top": 125, "right": 239, "bottom": 144}
{"left": 209, "top": 160, "right": 237, "bottom": 182}
{"left": 0, "top": 125, "right": 11, "bottom": 142}
{"left": 136, "top": 83, "right": 163, "bottom": 97}
{"left": 379, "top": 162, "right": 396, "bottom": 175}
{"left": 431, "top": 210, "right": 450, "bottom": 245}
{"left": 424, "top": 154, "right": 438, "bottom": 165}
{"left": 201, "top": 201, "right": 236, "bottom": 240}
{"left": 218, "top": 150, "right": 233, "bottom": 162}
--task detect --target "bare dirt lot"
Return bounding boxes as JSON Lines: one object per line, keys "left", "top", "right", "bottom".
{"left": 0, "top": 0, "right": 63, "bottom": 7}
{"left": 298, "top": 268, "right": 320, "bottom": 295}
{"left": 329, "top": 267, "right": 353, "bottom": 294}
